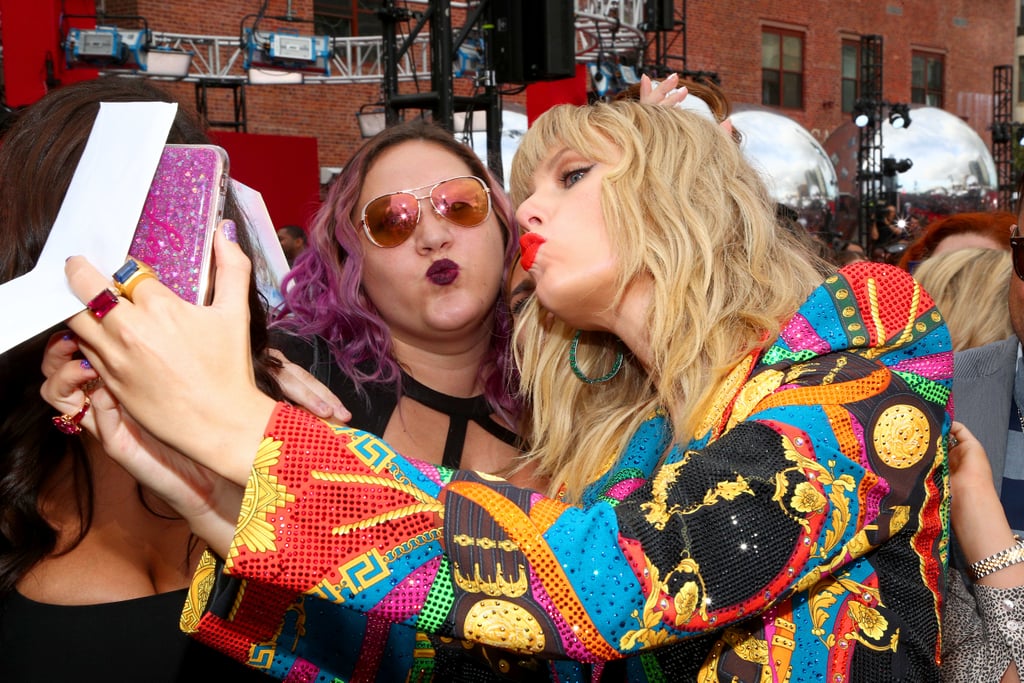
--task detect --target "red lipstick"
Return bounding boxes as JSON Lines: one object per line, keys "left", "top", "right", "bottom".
{"left": 519, "top": 233, "right": 546, "bottom": 270}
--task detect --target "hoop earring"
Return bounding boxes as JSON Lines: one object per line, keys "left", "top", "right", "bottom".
{"left": 569, "top": 330, "right": 624, "bottom": 384}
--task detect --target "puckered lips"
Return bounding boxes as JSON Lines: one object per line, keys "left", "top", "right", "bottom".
{"left": 519, "top": 233, "right": 546, "bottom": 271}
{"left": 427, "top": 258, "right": 459, "bottom": 285}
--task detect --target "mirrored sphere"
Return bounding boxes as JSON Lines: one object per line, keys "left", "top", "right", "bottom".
{"left": 824, "top": 107, "right": 998, "bottom": 227}
{"left": 732, "top": 107, "right": 839, "bottom": 234}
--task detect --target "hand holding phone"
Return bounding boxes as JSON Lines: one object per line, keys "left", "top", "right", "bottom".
{"left": 128, "top": 144, "right": 229, "bottom": 305}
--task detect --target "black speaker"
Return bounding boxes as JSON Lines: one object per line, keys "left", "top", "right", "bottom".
{"left": 644, "top": 0, "right": 675, "bottom": 32}
{"left": 488, "top": 0, "right": 576, "bottom": 83}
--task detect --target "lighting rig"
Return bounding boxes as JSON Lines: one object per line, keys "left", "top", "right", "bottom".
{"left": 62, "top": 15, "right": 194, "bottom": 78}
{"left": 240, "top": 13, "right": 334, "bottom": 84}
{"left": 852, "top": 99, "right": 912, "bottom": 130}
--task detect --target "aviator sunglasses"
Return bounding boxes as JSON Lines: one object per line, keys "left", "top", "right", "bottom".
{"left": 1013, "top": 225, "right": 1024, "bottom": 280}
{"left": 359, "top": 175, "right": 492, "bottom": 248}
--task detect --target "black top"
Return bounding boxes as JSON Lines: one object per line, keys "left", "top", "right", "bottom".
{"left": 273, "top": 332, "right": 519, "bottom": 468}
{"left": 0, "top": 588, "right": 275, "bottom": 682}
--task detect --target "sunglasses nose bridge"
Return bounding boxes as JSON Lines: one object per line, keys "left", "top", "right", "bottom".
{"left": 422, "top": 182, "right": 451, "bottom": 219}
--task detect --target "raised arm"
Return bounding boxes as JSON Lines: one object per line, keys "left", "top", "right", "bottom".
{"left": 61, "top": 234, "right": 949, "bottom": 672}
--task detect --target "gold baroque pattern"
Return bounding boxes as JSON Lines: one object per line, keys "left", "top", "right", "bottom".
{"left": 620, "top": 555, "right": 708, "bottom": 651}
{"left": 180, "top": 549, "right": 218, "bottom": 633}
{"left": 805, "top": 571, "right": 898, "bottom": 654}
{"left": 871, "top": 403, "right": 930, "bottom": 469}
{"left": 453, "top": 560, "right": 529, "bottom": 598}
{"left": 462, "top": 599, "right": 546, "bottom": 654}
{"left": 774, "top": 440, "right": 855, "bottom": 560}
{"left": 230, "top": 437, "right": 296, "bottom": 562}
{"left": 641, "top": 452, "right": 755, "bottom": 531}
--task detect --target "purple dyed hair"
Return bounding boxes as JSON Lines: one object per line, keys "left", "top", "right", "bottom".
{"left": 274, "top": 119, "right": 521, "bottom": 425}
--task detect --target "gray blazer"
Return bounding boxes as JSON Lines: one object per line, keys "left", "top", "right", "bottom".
{"left": 953, "top": 335, "right": 1018, "bottom": 495}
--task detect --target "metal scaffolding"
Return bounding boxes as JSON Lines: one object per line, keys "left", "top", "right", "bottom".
{"left": 855, "top": 34, "right": 884, "bottom": 251}
{"left": 82, "top": 1, "right": 651, "bottom": 178}
{"left": 992, "top": 64, "right": 1016, "bottom": 212}
{"left": 106, "top": 1, "right": 647, "bottom": 86}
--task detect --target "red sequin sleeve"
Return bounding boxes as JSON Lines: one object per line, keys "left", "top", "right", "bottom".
{"left": 222, "top": 402, "right": 448, "bottom": 595}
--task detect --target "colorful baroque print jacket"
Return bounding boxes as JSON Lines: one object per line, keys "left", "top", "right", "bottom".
{"left": 182, "top": 262, "right": 952, "bottom": 682}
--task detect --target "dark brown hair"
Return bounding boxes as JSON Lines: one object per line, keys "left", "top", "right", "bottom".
{"left": 0, "top": 77, "right": 282, "bottom": 595}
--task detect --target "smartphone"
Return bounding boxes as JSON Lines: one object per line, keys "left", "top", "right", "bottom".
{"left": 128, "top": 144, "right": 229, "bottom": 305}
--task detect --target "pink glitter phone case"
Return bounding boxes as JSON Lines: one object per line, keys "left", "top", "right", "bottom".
{"left": 128, "top": 144, "right": 229, "bottom": 305}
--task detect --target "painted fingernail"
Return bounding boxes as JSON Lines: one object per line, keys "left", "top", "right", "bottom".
{"left": 222, "top": 220, "right": 238, "bottom": 243}
{"left": 80, "top": 359, "right": 92, "bottom": 370}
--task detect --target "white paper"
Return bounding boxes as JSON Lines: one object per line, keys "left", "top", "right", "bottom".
{"left": 232, "top": 179, "right": 291, "bottom": 310}
{"left": 0, "top": 101, "right": 176, "bottom": 354}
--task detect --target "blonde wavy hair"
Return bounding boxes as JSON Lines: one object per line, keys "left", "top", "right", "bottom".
{"left": 912, "top": 247, "right": 1013, "bottom": 351}
{"left": 510, "top": 102, "right": 828, "bottom": 502}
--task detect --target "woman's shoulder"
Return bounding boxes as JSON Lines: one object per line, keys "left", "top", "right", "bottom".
{"left": 832, "top": 261, "right": 928, "bottom": 308}
{"left": 767, "top": 261, "right": 952, "bottom": 383}
{"left": 801, "top": 262, "right": 946, "bottom": 346}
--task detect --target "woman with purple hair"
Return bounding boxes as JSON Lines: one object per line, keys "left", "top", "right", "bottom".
{"left": 182, "top": 119, "right": 529, "bottom": 680}
{"left": 271, "top": 119, "right": 522, "bottom": 475}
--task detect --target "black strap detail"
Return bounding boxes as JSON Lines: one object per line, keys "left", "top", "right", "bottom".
{"left": 281, "top": 333, "right": 519, "bottom": 469}
{"left": 400, "top": 371, "right": 520, "bottom": 467}
{"left": 442, "top": 415, "right": 469, "bottom": 469}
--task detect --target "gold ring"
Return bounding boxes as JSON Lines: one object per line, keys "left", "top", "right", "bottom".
{"left": 112, "top": 257, "right": 158, "bottom": 302}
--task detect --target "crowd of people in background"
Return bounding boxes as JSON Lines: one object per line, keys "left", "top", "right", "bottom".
{"left": 806, "top": 205, "right": 1014, "bottom": 271}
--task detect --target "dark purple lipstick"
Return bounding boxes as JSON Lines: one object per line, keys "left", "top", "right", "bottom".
{"left": 427, "top": 258, "right": 459, "bottom": 285}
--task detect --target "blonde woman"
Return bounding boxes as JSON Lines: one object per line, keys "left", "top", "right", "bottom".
{"left": 912, "top": 247, "right": 1013, "bottom": 351}
{"left": 48, "top": 102, "right": 952, "bottom": 681}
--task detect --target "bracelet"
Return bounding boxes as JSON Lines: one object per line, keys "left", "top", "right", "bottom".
{"left": 969, "top": 535, "right": 1024, "bottom": 581}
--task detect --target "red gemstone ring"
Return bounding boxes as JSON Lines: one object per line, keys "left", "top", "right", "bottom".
{"left": 52, "top": 395, "right": 91, "bottom": 435}
{"left": 86, "top": 288, "right": 120, "bottom": 319}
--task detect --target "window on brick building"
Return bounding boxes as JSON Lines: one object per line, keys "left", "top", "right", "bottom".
{"left": 911, "top": 52, "right": 944, "bottom": 107}
{"left": 762, "top": 28, "right": 803, "bottom": 109}
{"left": 314, "top": 0, "right": 382, "bottom": 37}
{"left": 841, "top": 40, "right": 860, "bottom": 113}
{"left": 1018, "top": 0, "right": 1024, "bottom": 35}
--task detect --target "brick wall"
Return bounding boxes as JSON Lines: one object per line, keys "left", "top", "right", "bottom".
{"left": 674, "top": 0, "right": 1015, "bottom": 145}
{"left": 106, "top": 1, "right": 1015, "bottom": 167}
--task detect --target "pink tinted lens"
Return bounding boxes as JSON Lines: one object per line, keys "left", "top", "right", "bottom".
{"left": 364, "top": 192, "right": 420, "bottom": 247}
{"left": 430, "top": 177, "right": 490, "bottom": 227}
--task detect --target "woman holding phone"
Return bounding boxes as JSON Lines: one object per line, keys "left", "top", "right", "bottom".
{"left": 0, "top": 79, "right": 280, "bottom": 681}
{"left": 202, "top": 118, "right": 531, "bottom": 680}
